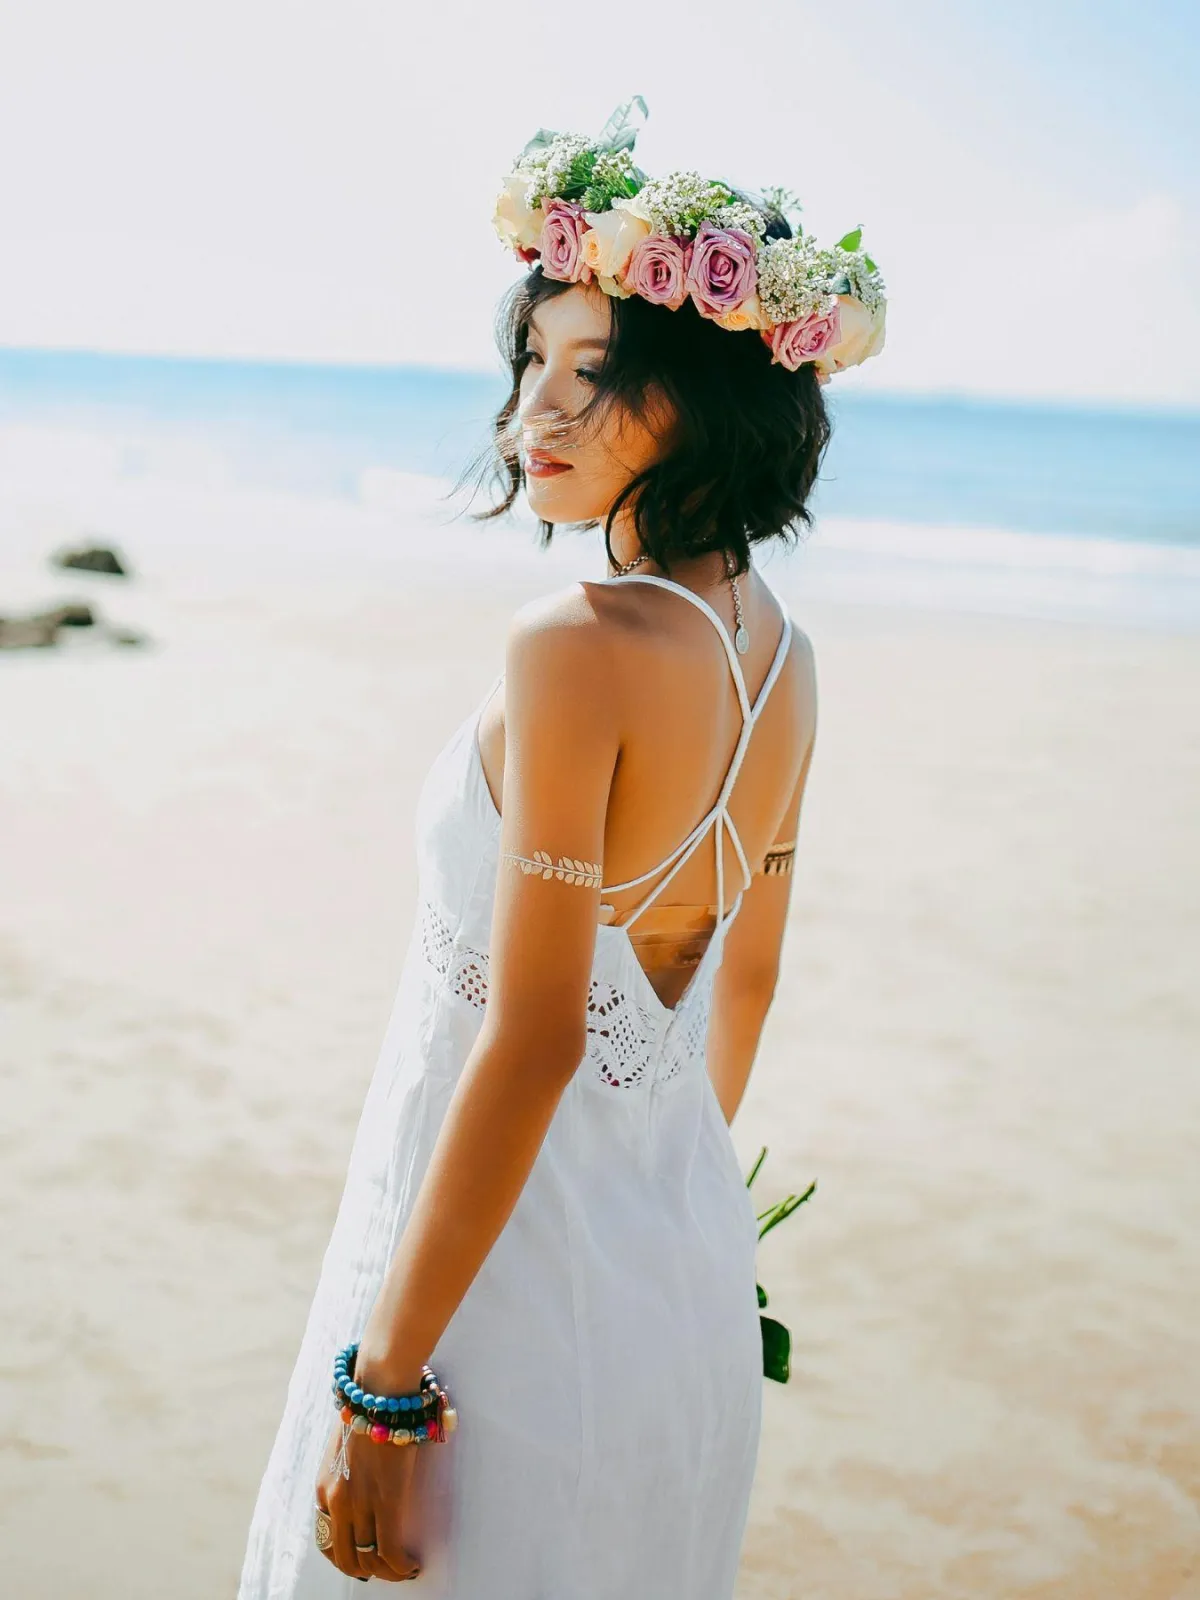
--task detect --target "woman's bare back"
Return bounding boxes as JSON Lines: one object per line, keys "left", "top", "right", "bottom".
{"left": 475, "top": 565, "right": 816, "bottom": 1009}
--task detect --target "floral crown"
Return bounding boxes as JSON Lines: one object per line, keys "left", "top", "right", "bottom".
{"left": 491, "top": 97, "right": 887, "bottom": 379}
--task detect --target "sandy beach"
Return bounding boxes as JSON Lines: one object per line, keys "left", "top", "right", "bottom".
{"left": 2, "top": 480, "right": 1198, "bottom": 1599}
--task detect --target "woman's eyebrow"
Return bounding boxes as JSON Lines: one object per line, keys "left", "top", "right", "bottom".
{"left": 526, "top": 320, "right": 608, "bottom": 351}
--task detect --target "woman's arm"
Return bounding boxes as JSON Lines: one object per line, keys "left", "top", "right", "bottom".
{"left": 355, "top": 586, "right": 621, "bottom": 1396}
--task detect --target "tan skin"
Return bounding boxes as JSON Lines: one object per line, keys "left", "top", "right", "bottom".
{"left": 314, "top": 282, "right": 817, "bottom": 1582}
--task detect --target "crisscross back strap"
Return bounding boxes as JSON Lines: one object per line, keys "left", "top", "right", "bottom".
{"left": 601, "top": 572, "right": 792, "bottom": 929}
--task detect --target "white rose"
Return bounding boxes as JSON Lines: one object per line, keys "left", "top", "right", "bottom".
{"left": 816, "top": 295, "right": 888, "bottom": 374}
{"left": 492, "top": 173, "right": 545, "bottom": 251}
{"left": 580, "top": 204, "right": 653, "bottom": 281}
{"left": 713, "top": 292, "right": 770, "bottom": 332}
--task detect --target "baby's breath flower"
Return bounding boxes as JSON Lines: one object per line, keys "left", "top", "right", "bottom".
{"left": 756, "top": 236, "right": 835, "bottom": 326}
{"left": 517, "top": 133, "right": 598, "bottom": 206}
{"left": 591, "top": 149, "right": 638, "bottom": 191}
{"left": 579, "top": 148, "right": 642, "bottom": 213}
{"left": 760, "top": 184, "right": 804, "bottom": 227}
{"left": 636, "top": 170, "right": 735, "bottom": 237}
{"left": 825, "top": 247, "right": 886, "bottom": 313}
{"left": 711, "top": 201, "right": 767, "bottom": 239}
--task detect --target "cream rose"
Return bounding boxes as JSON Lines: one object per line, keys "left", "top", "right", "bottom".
{"left": 864, "top": 300, "right": 887, "bottom": 360}
{"left": 713, "top": 293, "right": 771, "bottom": 332}
{"left": 613, "top": 192, "right": 655, "bottom": 226}
{"left": 816, "top": 295, "right": 888, "bottom": 373}
{"left": 491, "top": 173, "right": 546, "bottom": 253}
{"left": 596, "top": 274, "right": 634, "bottom": 299}
{"left": 580, "top": 204, "right": 653, "bottom": 281}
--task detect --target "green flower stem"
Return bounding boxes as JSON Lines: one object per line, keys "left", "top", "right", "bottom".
{"left": 757, "top": 1182, "right": 816, "bottom": 1241}
{"left": 743, "top": 1146, "right": 815, "bottom": 1384}
{"left": 745, "top": 1145, "right": 768, "bottom": 1189}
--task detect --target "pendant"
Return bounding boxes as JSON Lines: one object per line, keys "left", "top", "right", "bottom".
{"left": 735, "top": 626, "right": 750, "bottom": 655}
{"left": 331, "top": 1420, "right": 352, "bottom": 1481}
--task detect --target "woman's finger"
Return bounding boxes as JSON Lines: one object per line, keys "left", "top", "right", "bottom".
{"left": 325, "top": 1478, "right": 368, "bottom": 1580}
{"left": 359, "top": 1546, "right": 411, "bottom": 1583}
{"left": 353, "top": 1522, "right": 404, "bottom": 1583}
{"left": 375, "top": 1449, "right": 423, "bottom": 1581}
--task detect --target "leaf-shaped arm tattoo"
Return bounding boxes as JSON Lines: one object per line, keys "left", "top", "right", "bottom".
{"left": 759, "top": 840, "right": 795, "bottom": 876}
{"left": 501, "top": 848, "right": 603, "bottom": 889}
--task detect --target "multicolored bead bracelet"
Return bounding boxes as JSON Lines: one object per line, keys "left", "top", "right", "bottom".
{"left": 331, "top": 1341, "right": 457, "bottom": 1445}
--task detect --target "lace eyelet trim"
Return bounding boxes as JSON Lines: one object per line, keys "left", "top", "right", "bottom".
{"left": 419, "top": 898, "right": 702, "bottom": 1089}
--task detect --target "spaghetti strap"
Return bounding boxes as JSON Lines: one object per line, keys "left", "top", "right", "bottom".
{"left": 600, "top": 571, "right": 793, "bottom": 929}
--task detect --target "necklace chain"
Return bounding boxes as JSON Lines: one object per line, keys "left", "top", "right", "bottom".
{"left": 611, "top": 550, "right": 750, "bottom": 654}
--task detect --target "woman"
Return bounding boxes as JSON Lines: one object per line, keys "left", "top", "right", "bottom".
{"left": 238, "top": 109, "right": 885, "bottom": 1597}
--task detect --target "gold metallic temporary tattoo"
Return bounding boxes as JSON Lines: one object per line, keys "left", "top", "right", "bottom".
{"left": 501, "top": 849, "right": 603, "bottom": 888}
{"left": 760, "top": 841, "right": 795, "bottom": 876}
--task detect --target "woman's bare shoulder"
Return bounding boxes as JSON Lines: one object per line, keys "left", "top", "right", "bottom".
{"left": 501, "top": 582, "right": 630, "bottom": 721}
{"left": 505, "top": 579, "right": 648, "bottom": 668}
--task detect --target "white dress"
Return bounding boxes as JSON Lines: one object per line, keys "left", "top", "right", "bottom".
{"left": 237, "top": 571, "right": 794, "bottom": 1599}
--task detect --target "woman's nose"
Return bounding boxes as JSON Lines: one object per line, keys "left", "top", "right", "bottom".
{"left": 519, "top": 364, "right": 572, "bottom": 424}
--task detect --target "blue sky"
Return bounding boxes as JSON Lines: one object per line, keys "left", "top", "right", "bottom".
{"left": 0, "top": 0, "right": 1196, "bottom": 406}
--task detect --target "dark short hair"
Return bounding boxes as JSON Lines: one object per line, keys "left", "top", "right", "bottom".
{"left": 462, "top": 203, "right": 832, "bottom": 577}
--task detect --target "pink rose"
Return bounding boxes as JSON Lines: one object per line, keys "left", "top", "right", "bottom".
{"left": 539, "top": 200, "right": 593, "bottom": 284}
{"left": 686, "top": 222, "right": 758, "bottom": 319}
{"left": 625, "top": 234, "right": 693, "bottom": 310}
{"left": 762, "top": 304, "right": 843, "bottom": 371}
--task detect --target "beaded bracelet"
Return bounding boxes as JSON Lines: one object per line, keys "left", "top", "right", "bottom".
{"left": 331, "top": 1341, "right": 457, "bottom": 1446}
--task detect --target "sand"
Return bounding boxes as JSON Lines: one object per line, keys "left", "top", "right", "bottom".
{"left": 1, "top": 485, "right": 1198, "bottom": 1598}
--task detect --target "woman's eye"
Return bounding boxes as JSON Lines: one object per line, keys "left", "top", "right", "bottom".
{"left": 519, "top": 350, "right": 596, "bottom": 384}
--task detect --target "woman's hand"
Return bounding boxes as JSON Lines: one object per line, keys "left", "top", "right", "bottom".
{"left": 314, "top": 1415, "right": 423, "bottom": 1582}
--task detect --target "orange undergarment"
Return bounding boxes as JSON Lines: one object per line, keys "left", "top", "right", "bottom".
{"left": 600, "top": 901, "right": 719, "bottom": 972}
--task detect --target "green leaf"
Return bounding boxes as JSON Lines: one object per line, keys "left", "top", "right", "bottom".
{"left": 596, "top": 95, "right": 649, "bottom": 154}
{"left": 520, "top": 127, "right": 561, "bottom": 160}
{"left": 836, "top": 226, "right": 863, "bottom": 252}
{"left": 757, "top": 1282, "right": 768, "bottom": 1308}
{"left": 864, "top": 254, "right": 877, "bottom": 273}
{"left": 761, "top": 1315, "right": 791, "bottom": 1383}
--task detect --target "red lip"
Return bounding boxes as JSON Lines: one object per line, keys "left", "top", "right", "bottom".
{"left": 525, "top": 449, "right": 573, "bottom": 478}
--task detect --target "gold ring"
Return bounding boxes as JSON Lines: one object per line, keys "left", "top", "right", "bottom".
{"left": 314, "top": 1505, "right": 334, "bottom": 1552}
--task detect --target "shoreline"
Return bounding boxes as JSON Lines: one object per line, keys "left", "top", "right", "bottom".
{"left": 2, "top": 459, "right": 1198, "bottom": 640}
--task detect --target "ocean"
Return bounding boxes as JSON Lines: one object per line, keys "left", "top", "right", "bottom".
{"left": 2, "top": 347, "right": 1199, "bottom": 629}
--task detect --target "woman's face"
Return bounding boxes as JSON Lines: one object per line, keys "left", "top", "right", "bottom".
{"left": 516, "top": 283, "right": 673, "bottom": 526}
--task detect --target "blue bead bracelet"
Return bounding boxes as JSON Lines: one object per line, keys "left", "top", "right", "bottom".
{"left": 331, "top": 1341, "right": 457, "bottom": 1446}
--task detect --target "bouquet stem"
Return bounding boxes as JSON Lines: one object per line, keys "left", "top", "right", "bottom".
{"left": 745, "top": 1145, "right": 815, "bottom": 1384}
